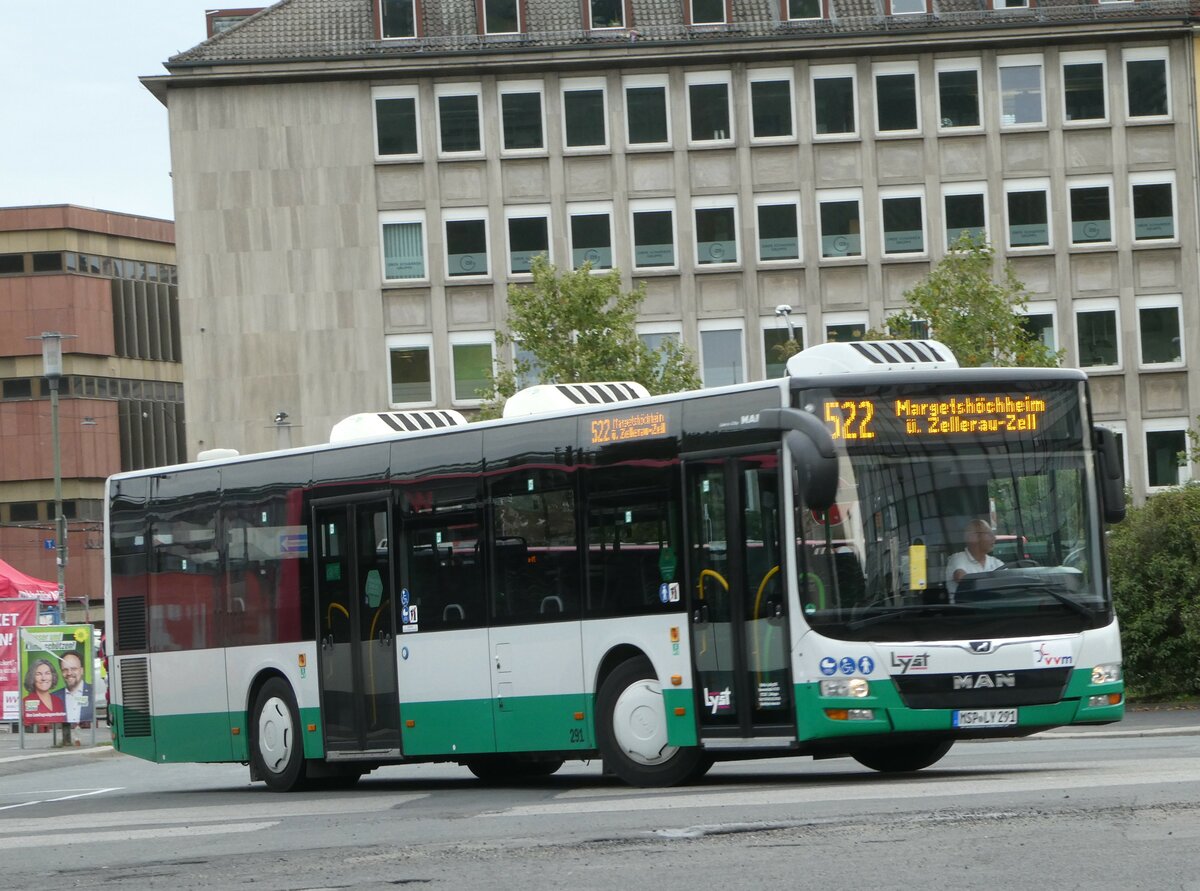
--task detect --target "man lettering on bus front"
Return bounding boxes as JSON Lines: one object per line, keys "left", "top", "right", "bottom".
{"left": 946, "top": 519, "right": 1004, "bottom": 600}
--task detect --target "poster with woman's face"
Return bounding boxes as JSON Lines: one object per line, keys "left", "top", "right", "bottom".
{"left": 18, "top": 625, "right": 92, "bottom": 726}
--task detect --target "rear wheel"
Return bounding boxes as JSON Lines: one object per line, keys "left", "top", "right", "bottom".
{"left": 851, "top": 739, "right": 953, "bottom": 773}
{"left": 596, "top": 658, "right": 705, "bottom": 788}
{"left": 251, "top": 677, "right": 307, "bottom": 792}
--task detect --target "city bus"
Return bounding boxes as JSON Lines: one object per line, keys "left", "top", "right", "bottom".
{"left": 104, "top": 340, "right": 1126, "bottom": 790}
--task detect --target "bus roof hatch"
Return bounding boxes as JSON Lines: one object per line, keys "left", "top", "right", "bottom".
{"left": 785, "top": 340, "right": 959, "bottom": 376}
{"left": 502, "top": 382, "right": 651, "bottom": 418}
{"left": 329, "top": 410, "right": 468, "bottom": 443}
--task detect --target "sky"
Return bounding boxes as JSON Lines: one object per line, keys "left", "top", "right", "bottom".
{"left": 0, "top": 1, "right": 227, "bottom": 222}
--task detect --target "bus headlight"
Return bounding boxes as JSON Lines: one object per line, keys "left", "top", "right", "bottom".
{"left": 820, "top": 678, "right": 869, "bottom": 698}
{"left": 1091, "top": 663, "right": 1122, "bottom": 684}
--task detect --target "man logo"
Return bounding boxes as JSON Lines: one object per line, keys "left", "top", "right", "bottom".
{"left": 969, "top": 640, "right": 993, "bottom": 654}
{"left": 953, "top": 673, "right": 1015, "bottom": 689}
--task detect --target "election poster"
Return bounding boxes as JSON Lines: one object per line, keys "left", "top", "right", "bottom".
{"left": 18, "top": 624, "right": 94, "bottom": 726}
{"left": 1, "top": 600, "right": 39, "bottom": 721}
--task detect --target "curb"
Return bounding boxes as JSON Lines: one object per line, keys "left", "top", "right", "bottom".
{"left": 0, "top": 746, "right": 116, "bottom": 765}
{"left": 1032, "top": 726, "right": 1200, "bottom": 740}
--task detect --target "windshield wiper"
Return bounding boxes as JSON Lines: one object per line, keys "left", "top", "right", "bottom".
{"left": 1018, "top": 584, "right": 1097, "bottom": 619}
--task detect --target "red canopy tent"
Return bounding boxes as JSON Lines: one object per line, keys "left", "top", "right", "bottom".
{"left": 0, "top": 558, "right": 59, "bottom": 604}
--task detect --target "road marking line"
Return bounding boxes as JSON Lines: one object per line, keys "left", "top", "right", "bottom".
{"left": 0, "top": 821, "right": 280, "bottom": 850}
{"left": 486, "top": 759, "right": 1200, "bottom": 818}
{"left": 46, "top": 787, "right": 122, "bottom": 802}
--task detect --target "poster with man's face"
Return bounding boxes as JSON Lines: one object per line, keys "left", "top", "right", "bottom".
{"left": 18, "top": 625, "right": 93, "bottom": 725}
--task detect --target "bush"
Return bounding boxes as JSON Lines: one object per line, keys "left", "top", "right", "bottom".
{"left": 1109, "top": 482, "right": 1200, "bottom": 697}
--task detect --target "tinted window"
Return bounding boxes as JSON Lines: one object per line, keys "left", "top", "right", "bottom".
{"left": 150, "top": 469, "right": 221, "bottom": 652}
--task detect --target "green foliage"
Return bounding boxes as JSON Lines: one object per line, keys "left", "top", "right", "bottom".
{"left": 480, "top": 256, "right": 701, "bottom": 418}
{"left": 870, "top": 234, "right": 1062, "bottom": 368}
{"left": 1109, "top": 482, "right": 1200, "bottom": 697}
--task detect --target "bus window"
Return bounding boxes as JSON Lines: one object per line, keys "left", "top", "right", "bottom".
{"left": 402, "top": 517, "right": 485, "bottom": 630}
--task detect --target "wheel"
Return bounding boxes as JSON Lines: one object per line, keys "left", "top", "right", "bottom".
{"left": 251, "top": 677, "right": 308, "bottom": 792}
{"left": 596, "top": 658, "right": 705, "bottom": 788}
{"left": 465, "top": 755, "right": 564, "bottom": 783}
{"left": 851, "top": 739, "right": 953, "bottom": 773}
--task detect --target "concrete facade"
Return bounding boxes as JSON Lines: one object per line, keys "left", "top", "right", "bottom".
{"left": 145, "top": 0, "right": 1200, "bottom": 500}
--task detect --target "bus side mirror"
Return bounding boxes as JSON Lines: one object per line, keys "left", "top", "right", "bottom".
{"left": 759, "top": 408, "right": 839, "bottom": 511}
{"left": 1093, "top": 426, "right": 1125, "bottom": 524}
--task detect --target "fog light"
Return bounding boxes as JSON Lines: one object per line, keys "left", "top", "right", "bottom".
{"left": 848, "top": 709, "right": 874, "bottom": 721}
{"left": 1091, "top": 663, "right": 1122, "bottom": 684}
{"left": 820, "top": 678, "right": 869, "bottom": 698}
{"left": 1088, "top": 693, "right": 1122, "bottom": 708}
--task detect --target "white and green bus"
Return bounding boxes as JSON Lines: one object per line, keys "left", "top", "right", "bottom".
{"left": 105, "top": 341, "right": 1126, "bottom": 791}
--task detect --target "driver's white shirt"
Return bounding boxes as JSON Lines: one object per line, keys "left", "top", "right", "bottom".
{"left": 946, "top": 551, "right": 1004, "bottom": 597}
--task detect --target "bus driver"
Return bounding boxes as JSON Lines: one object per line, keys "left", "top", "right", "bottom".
{"left": 946, "top": 519, "right": 1004, "bottom": 599}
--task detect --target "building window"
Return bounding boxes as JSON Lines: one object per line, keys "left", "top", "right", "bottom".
{"left": 450, "top": 334, "right": 494, "bottom": 405}
{"left": 1075, "top": 299, "right": 1120, "bottom": 369}
{"left": 1131, "top": 174, "right": 1176, "bottom": 242}
{"left": 1005, "top": 181, "right": 1050, "bottom": 249}
{"left": 693, "top": 200, "right": 738, "bottom": 267}
{"left": 699, "top": 322, "right": 745, "bottom": 387}
{"left": 2, "top": 379, "right": 33, "bottom": 399}
{"left": 588, "top": 0, "right": 625, "bottom": 28}
{"left": 1019, "top": 302, "right": 1057, "bottom": 351}
{"left": 31, "top": 252, "right": 62, "bottom": 273}
{"left": 380, "top": 212, "right": 427, "bottom": 281}
{"left": 1062, "top": 51, "right": 1107, "bottom": 124}
{"left": 374, "top": 86, "right": 420, "bottom": 158}
{"left": 785, "top": 0, "right": 823, "bottom": 18}
{"left": 1137, "top": 296, "right": 1183, "bottom": 367}
{"left": 625, "top": 76, "right": 670, "bottom": 147}
{"left": 637, "top": 322, "right": 683, "bottom": 365}
{"left": 436, "top": 86, "right": 482, "bottom": 155}
{"left": 630, "top": 201, "right": 676, "bottom": 269}
{"left": 563, "top": 79, "right": 608, "bottom": 150}
{"left": 687, "top": 73, "right": 732, "bottom": 144}
{"left": 874, "top": 63, "right": 919, "bottom": 134}
{"left": 380, "top": 0, "right": 417, "bottom": 38}
{"left": 1068, "top": 181, "right": 1112, "bottom": 245}
{"left": 0, "top": 254, "right": 23, "bottom": 275}
{"left": 755, "top": 196, "right": 801, "bottom": 262}
{"left": 763, "top": 319, "right": 804, "bottom": 378}
{"left": 483, "top": 0, "right": 521, "bottom": 34}
{"left": 9, "top": 503, "right": 39, "bottom": 523}
{"left": 569, "top": 204, "right": 613, "bottom": 270}
{"left": 506, "top": 208, "right": 550, "bottom": 274}
{"left": 889, "top": 0, "right": 926, "bottom": 11}
{"left": 998, "top": 56, "right": 1044, "bottom": 127}
{"left": 749, "top": 70, "right": 794, "bottom": 141}
{"left": 943, "top": 185, "right": 987, "bottom": 246}
{"left": 1145, "top": 423, "right": 1188, "bottom": 489}
{"left": 812, "top": 66, "right": 857, "bottom": 138}
{"left": 444, "top": 212, "right": 489, "bottom": 278}
{"left": 936, "top": 62, "right": 980, "bottom": 129}
{"left": 824, "top": 313, "right": 868, "bottom": 343}
{"left": 499, "top": 84, "right": 544, "bottom": 152}
{"left": 690, "top": 0, "right": 727, "bottom": 24}
{"left": 818, "top": 191, "right": 863, "bottom": 259}
{"left": 387, "top": 335, "right": 434, "bottom": 406}
{"left": 881, "top": 191, "right": 925, "bottom": 255}
{"left": 1125, "top": 48, "right": 1170, "bottom": 120}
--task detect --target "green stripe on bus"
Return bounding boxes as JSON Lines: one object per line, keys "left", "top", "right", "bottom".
{"left": 663, "top": 688, "right": 698, "bottom": 747}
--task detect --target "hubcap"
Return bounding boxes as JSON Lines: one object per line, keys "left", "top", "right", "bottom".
{"left": 257, "top": 696, "right": 294, "bottom": 774}
{"left": 612, "top": 678, "right": 677, "bottom": 765}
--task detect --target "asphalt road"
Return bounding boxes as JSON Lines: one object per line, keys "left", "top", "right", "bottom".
{"left": 2, "top": 710, "right": 1198, "bottom": 890}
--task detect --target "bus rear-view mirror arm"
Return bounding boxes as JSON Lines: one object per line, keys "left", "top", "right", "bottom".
{"left": 757, "top": 408, "right": 839, "bottom": 512}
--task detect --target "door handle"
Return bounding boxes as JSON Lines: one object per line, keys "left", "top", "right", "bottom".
{"left": 692, "top": 604, "right": 709, "bottom": 624}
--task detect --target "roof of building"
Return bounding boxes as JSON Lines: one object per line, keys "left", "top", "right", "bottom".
{"left": 165, "top": 0, "right": 1197, "bottom": 67}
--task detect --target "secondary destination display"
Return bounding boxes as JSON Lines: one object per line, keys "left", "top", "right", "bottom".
{"left": 590, "top": 410, "right": 668, "bottom": 445}
{"left": 822, "top": 393, "right": 1051, "bottom": 442}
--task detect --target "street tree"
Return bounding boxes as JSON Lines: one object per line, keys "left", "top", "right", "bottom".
{"left": 480, "top": 256, "right": 701, "bottom": 418}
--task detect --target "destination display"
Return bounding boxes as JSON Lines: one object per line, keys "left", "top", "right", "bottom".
{"left": 589, "top": 409, "right": 668, "bottom": 446}
{"left": 812, "top": 383, "right": 1080, "bottom": 449}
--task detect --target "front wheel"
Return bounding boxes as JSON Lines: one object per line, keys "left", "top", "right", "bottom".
{"left": 251, "top": 677, "right": 307, "bottom": 792}
{"left": 851, "top": 739, "right": 953, "bottom": 773}
{"left": 596, "top": 658, "right": 705, "bottom": 788}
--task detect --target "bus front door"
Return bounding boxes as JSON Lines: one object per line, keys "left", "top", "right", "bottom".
{"left": 312, "top": 497, "right": 402, "bottom": 758}
{"left": 686, "top": 454, "right": 795, "bottom": 745}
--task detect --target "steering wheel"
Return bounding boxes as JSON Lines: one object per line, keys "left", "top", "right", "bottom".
{"left": 1001, "top": 559, "right": 1040, "bottom": 569}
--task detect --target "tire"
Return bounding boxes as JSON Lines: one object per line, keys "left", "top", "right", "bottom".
{"left": 851, "top": 739, "right": 954, "bottom": 773}
{"left": 251, "top": 677, "right": 308, "bottom": 792}
{"left": 596, "top": 658, "right": 705, "bottom": 788}
{"left": 465, "top": 755, "right": 564, "bottom": 783}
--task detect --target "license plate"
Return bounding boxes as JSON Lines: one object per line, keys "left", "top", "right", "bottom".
{"left": 953, "top": 708, "right": 1017, "bottom": 729}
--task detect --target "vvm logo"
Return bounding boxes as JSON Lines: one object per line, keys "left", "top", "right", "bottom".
{"left": 1035, "top": 643, "right": 1075, "bottom": 667}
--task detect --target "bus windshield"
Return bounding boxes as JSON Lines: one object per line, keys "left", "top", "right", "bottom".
{"left": 793, "top": 378, "right": 1111, "bottom": 642}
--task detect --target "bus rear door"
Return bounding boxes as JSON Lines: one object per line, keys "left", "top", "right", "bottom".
{"left": 312, "top": 495, "right": 402, "bottom": 758}
{"left": 686, "top": 452, "right": 796, "bottom": 748}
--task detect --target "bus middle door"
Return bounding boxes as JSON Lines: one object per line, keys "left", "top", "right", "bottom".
{"left": 686, "top": 453, "right": 795, "bottom": 746}
{"left": 312, "top": 496, "right": 402, "bottom": 758}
